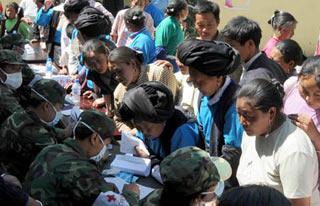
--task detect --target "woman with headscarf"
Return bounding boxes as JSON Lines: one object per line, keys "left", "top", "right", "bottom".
{"left": 177, "top": 39, "right": 243, "bottom": 187}
{"left": 177, "top": 39, "right": 243, "bottom": 155}
{"left": 118, "top": 81, "right": 203, "bottom": 159}
{"left": 108, "top": 46, "right": 178, "bottom": 132}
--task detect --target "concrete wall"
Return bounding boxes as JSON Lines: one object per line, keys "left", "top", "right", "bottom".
{"left": 210, "top": 0, "right": 320, "bottom": 56}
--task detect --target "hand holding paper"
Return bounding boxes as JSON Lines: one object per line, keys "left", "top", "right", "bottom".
{"left": 120, "top": 132, "right": 149, "bottom": 156}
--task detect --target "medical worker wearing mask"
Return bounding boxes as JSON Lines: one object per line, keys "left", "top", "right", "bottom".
{"left": 24, "top": 109, "right": 140, "bottom": 206}
{"left": 0, "top": 79, "right": 73, "bottom": 181}
{"left": 0, "top": 49, "right": 26, "bottom": 124}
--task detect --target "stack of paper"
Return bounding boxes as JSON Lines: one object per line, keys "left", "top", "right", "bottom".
{"left": 111, "top": 155, "right": 151, "bottom": 177}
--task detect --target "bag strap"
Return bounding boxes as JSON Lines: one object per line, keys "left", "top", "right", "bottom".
{"left": 7, "top": 18, "right": 22, "bottom": 34}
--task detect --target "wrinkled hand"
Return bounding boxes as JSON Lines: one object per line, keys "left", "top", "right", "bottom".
{"left": 134, "top": 145, "right": 150, "bottom": 158}
{"left": 83, "top": 90, "right": 94, "bottom": 99}
{"left": 291, "top": 114, "right": 319, "bottom": 141}
{"left": 123, "top": 184, "right": 140, "bottom": 196}
{"left": 153, "top": 60, "right": 173, "bottom": 69}
{"left": 92, "top": 97, "right": 105, "bottom": 108}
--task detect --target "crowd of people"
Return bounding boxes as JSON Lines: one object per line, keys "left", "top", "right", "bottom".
{"left": 0, "top": 0, "right": 320, "bottom": 205}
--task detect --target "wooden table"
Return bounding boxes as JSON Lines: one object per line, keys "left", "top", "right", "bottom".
{"left": 22, "top": 42, "right": 48, "bottom": 64}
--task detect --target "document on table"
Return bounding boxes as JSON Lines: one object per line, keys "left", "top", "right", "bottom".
{"left": 120, "top": 132, "right": 149, "bottom": 155}
{"left": 111, "top": 154, "right": 151, "bottom": 177}
{"left": 104, "top": 177, "right": 155, "bottom": 199}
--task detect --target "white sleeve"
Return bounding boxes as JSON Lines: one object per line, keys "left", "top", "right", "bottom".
{"left": 92, "top": 191, "right": 130, "bottom": 206}
{"left": 279, "top": 152, "right": 316, "bottom": 199}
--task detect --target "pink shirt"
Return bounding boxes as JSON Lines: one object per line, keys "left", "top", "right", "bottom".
{"left": 283, "top": 76, "right": 320, "bottom": 132}
{"left": 111, "top": 9, "right": 155, "bottom": 47}
{"left": 263, "top": 37, "right": 280, "bottom": 58}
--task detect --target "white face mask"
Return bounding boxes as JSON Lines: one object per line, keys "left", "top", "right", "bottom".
{"left": 31, "top": 88, "right": 62, "bottom": 127}
{"left": 0, "top": 68, "right": 22, "bottom": 89}
{"left": 197, "top": 181, "right": 225, "bottom": 206}
{"left": 90, "top": 141, "right": 107, "bottom": 162}
{"left": 73, "top": 118, "right": 107, "bottom": 162}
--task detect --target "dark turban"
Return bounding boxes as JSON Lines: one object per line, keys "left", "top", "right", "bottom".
{"left": 119, "top": 81, "right": 174, "bottom": 123}
{"left": 75, "top": 6, "right": 111, "bottom": 38}
{"left": 63, "top": 0, "right": 89, "bottom": 18}
{"left": 177, "top": 39, "right": 241, "bottom": 76}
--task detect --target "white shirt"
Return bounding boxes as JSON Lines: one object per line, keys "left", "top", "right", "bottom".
{"left": 237, "top": 118, "right": 320, "bottom": 205}
{"left": 19, "top": 0, "right": 38, "bottom": 21}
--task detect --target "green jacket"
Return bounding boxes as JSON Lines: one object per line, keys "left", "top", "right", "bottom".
{"left": 0, "top": 109, "right": 66, "bottom": 180}
{"left": 24, "top": 138, "right": 139, "bottom": 206}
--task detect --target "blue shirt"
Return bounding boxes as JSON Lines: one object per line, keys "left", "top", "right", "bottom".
{"left": 128, "top": 27, "right": 156, "bottom": 64}
{"left": 151, "top": 0, "right": 168, "bottom": 13}
{"left": 35, "top": 7, "right": 53, "bottom": 26}
{"left": 137, "top": 122, "right": 201, "bottom": 159}
{"left": 197, "top": 96, "right": 243, "bottom": 148}
{"left": 144, "top": 3, "right": 164, "bottom": 27}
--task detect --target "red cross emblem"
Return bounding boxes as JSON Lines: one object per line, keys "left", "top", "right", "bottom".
{"left": 106, "top": 194, "right": 116, "bottom": 202}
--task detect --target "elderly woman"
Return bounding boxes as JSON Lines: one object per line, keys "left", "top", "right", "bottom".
{"left": 236, "top": 78, "right": 320, "bottom": 206}
{"left": 177, "top": 39, "right": 243, "bottom": 156}
{"left": 140, "top": 146, "right": 231, "bottom": 206}
{"left": 108, "top": 46, "right": 178, "bottom": 132}
{"left": 118, "top": 81, "right": 203, "bottom": 159}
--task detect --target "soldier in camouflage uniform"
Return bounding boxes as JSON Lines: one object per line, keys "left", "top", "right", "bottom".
{"left": 0, "top": 79, "right": 70, "bottom": 181}
{"left": 24, "top": 109, "right": 139, "bottom": 206}
{"left": 0, "top": 50, "right": 26, "bottom": 124}
{"left": 140, "top": 146, "right": 232, "bottom": 206}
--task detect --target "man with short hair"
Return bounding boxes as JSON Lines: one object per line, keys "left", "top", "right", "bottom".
{"left": 221, "top": 16, "right": 287, "bottom": 85}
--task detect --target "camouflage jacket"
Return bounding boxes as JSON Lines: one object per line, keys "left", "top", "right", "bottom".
{"left": 0, "top": 83, "right": 24, "bottom": 124}
{"left": 24, "top": 138, "right": 139, "bottom": 206}
{"left": 139, "top": 189, "right": 162, "bottom": 206}
{"left": 0, "top": 109, "right": 66, "bottom": 181}
{"left": 0, "top": 66, "right": 36, "bottom": 124}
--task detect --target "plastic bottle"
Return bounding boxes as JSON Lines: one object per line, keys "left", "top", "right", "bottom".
{"left": 71, "top": 79, "right": 81, "bottom": 107}
{"left": 46, "top": 57, "right": 53, "bottom": 78}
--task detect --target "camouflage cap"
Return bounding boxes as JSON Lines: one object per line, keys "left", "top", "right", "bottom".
{"left": 0, "top": 33, "right": 27, "bottom": 49}
{"left": 32, "top": 79, "right": 66, "bottom": 105}
{"left": 79, "top": 109, "right": 115, "bottom": 139}
{"left": 0, "top": 49, "right": 25, "bottom": 65}
{"left": 160, "top": 146, "right": 232, "bottom": 196}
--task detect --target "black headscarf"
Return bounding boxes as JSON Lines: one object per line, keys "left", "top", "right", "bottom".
{"left": 177, "top": 39, "right": 241, "bottom": 76}
{"left": 75, "top": 6, "right": 111, "bottom": 38}
{"left": 119, "top": 81, "right": 174, "bottom": 123}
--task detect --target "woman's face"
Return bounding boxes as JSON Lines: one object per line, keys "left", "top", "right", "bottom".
{"left": 188, "top": 67, "right": 223, "bottom": 97}
{"left": 135, "top": 121, "right": 165, "bottom": 139}
{"left": 270, "top": 47, "right": 294, "bottom": 75}
{"left": 84, "top": 51, "right": 109, "bottom": 74}
{"left": 179, "top": 7, "right": 189, "bottom": 21}
{"left": 6, "top": 6, "right": 16, "bottom": 19}
{"left": 298, "top": 75, "right": 320, "bottom": 110}
{"left": 109, "top": 60, "right": 139, "bottom": 86}
{"left": 279, "top": 23, "right": 296, "bottom": 40}
{"left": 236, "top": 97, "right": 274, "bottom": 136}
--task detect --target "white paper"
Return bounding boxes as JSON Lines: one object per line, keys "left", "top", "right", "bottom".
{"left": 111, "top": 155, "right": 151, "bottom": 177}
{"left": 120, "top": 132, "right": 148, "bottom": 155}
{"left": 104, "top": 177, "right": 155, "bottom": 199}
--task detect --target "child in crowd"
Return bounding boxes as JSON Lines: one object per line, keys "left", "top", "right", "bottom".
{"left": 1, "top": 2, "right": 30, "bottom": 39}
